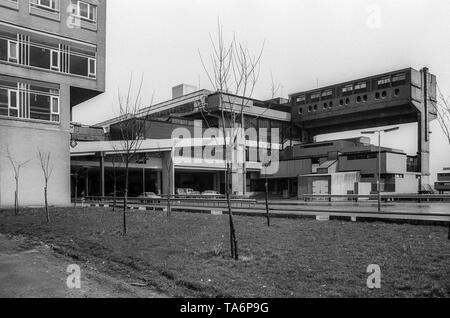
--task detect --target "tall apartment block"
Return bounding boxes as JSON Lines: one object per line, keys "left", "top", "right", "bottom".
{"left": 0, "top": 0, "right": 106, "bottom": 207}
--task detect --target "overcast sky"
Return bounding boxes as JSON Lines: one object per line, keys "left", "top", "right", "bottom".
{"left": 72, "top": 0, "right": 450, "bottom": 180}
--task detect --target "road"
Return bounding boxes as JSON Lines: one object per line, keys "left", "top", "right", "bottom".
{"left": 0, "top": 234, "right": 165, "bottom": 298}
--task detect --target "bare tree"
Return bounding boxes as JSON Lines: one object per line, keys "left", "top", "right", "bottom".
{"left": 263, "top": 74, "right": 282, "bottom": 227}
{"left": 437, "top": 86, "right": 450, "bottom": 145}
{"left": 436, "top": 87, "right": 450, "bottom": 240}
{"left": 38, "top": 150, "right": 54, "bottom": 223}
{"left": 199, "top": 20, "right": 264, "bottom": 260}
{"left": 111, "top": 75, "right": 151, "bottom": 236}
{"left": 165, "top": 156, "right": 173, "bottom": 217}
{"left": 6, "top": 146, "right": 30, "bottom": 215}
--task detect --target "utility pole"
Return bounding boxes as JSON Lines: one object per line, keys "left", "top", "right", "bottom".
{"left": 362, "top": 127, "right": 399, "bottom": 212}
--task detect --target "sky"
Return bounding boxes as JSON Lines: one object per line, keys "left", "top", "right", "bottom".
{"left": 72, "top": 0, "right": 450, "bottom": 182}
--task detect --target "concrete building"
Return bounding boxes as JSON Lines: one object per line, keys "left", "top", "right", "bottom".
{"left": 435, "top": 168, "right": 450, "bottom": 194}
{"left": 0, "top": 0, "right": 106, "bottom": 207}
{"left": 290, "top": 67, "right": 437, "bottom": 193}
{"left": 71, "top": 87, "right": 291, "bottom": 197}
{"left": 262, "top": 137, "right": 420, "bottom": 197}
{"left": 70, "top": 67, "right": 436, "bottom": 199}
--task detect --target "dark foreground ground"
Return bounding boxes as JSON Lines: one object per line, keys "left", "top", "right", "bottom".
{"left": 0, "top": 207, "right": 449, "bottom": 298}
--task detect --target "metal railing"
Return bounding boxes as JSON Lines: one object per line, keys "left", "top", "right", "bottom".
{"left": 298, "top": 194, "right": 450, "bottom": 203}
{"left": 82, "top": 195, "right": 257, "bottom": 209}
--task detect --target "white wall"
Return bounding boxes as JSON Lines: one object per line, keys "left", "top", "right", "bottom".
{"left": 0, "top": 120, "right": 70, "bottom": 207}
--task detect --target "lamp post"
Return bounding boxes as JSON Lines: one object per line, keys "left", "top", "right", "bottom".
{"left": 361, "top": 127, "right": 399, "bottom": 212}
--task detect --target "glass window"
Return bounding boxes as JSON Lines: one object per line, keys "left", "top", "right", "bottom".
{"left": 70, "top": 54, "right": 89, "bottom": 76}
{"left": 88, "top": 58, "right": 96, "bottom": 77}
{"left": 321, "top": 89, "right": 333, "bottom": 98}
{"left": 77, "top": 1, "right": 97, "bottom": 22}
{"left": 354, "top": 82, "right": 367, "bottom": 91}
{"left": 30, "top": 45, "right": 51, "bottom": 69}
{"left": 51, "top": 50, "right": 59, "bottom": 70}
{"left": 0, "top": 38, "right": 7, "bottom": 61}
{"left": 0, "top": 88, "right": 8, "bottom": 116}
{"left": 37, "top": 0, "right": 58, "bottom": 11}
{"left": 9, "top": 90, "right": 17, "bottom": 109}
{"left": 392, "top": 73, "right": 406, "bottom": 82}
{"left": 377, "top": 77, "right": 391, "bottom": 87}
{"left": 30, "top": 93, "right": 51, "bottom": 121}
{"left": 8, "top": 40, "right": 18, "bottom": 63}
{"left": 342, "top": 84, "right": 353, "bottom": 93}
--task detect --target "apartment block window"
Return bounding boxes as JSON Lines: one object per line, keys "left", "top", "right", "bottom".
{"left": 354, "top": 82, "right": 367, "bottom": 91}
{"left": 77, "top": 1, "right": 97, "bottom": 22}
{"left": 0, "top": 78, "right": 60, "bottom": 123}
{"left": 342, "top": 84, "right": 353, "bottom": 94}
{"left": 51, "top": 96, "right": 60, "bottom": 122}
{"left": 321, "top": 89, "right": 333, "bottom": 99}
{"left": 296, "top": 95, "right": 306, "bottom": 104}
{"left": 88, "top": 58, "right": 96, "bottom": 77}
{"left": 51, "top": 49, "right": 59, "bottom": 71}
{"left": 310, "top": 92, "right": 321, "bottom": 100}
{"left": 392, "top": 73, "right": 406, "bottom": 83}
{"left": 377, "top": 77, "right": 391, "bottom": 88}
{"left": 37, "top": 0, "right": 58, "bottom": 11}
{"left": 8, "top": 40, "right": 18, "bottom": 63}
{"left": 0, "top": 88, "right": 7, "bottom": 116}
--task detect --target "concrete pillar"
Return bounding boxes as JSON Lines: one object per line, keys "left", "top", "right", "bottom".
{"left": 418, "top": 67, "right": 432, "bottom": 192}
{"left": 156, "top": 171, "right": 162, "bottom": 195}
{"left": 85, "top": 170, "right": 89, "bottom": 197}
{"left": 142, "top": 168, "right": 146, "bottom": 194}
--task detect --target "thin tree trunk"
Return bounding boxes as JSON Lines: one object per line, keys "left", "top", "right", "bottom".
{"left": 74, "top": 180, "right": 78, "bottom": 208}
{"left": 265, "top": 175, "right": 270, "bottom": 227}
{"left": 226, "top": 164, "right": 238, "bottom": 260}
{"left": 113, "top": 182, "right": 117, "bottom": 212}
{"left": 166, "top": 164, "right": 171, "bottom": 217}
{"left": 45, "top": 185, "right": 50, "bottom": 223}
{"left": 15, "top": 179, "right": 19, "bottom": 215}
{"left": 123, "top": 163, "right": 129, "bottom": 236}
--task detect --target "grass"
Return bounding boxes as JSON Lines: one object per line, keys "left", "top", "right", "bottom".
{"left": 0, "top": 207, "right": 449, "bottom": 298}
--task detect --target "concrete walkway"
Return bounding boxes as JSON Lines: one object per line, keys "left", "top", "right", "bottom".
{"left": 0, "top": 234, "right": 165, "bottom": 298}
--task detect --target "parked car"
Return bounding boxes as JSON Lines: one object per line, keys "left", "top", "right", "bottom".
{"left": 202, "top": 190, "right": 221, "bottom": 198}
{"left": 107, "top": 190, "right": 125, "bottom": 197}
{"left": 138, "top": 192, "right": 161, "bottom": 199}
{"left": 177, "top": 188, "right": 200, "bottom": 196}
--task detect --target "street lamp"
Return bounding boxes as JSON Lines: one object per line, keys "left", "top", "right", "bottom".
{"left": 361, "top": 127, "right": 400, "bottom": 212}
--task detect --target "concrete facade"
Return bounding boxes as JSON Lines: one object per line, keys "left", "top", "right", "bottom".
{"left": 0, "top": 0, "right": 106, "bottom": 207}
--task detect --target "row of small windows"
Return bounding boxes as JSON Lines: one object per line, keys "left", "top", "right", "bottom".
{"left": 8, "top": 0, "right": 98, "bottom": 24}
{"left": 0, "top": 78, "right": 60, "bottom": 123}
{"left": 0, "top": 34, "right": 97, "bottom": 78}
{"left": 294, "top": 72, "right": 407, "bottom": 105}
{"left": 298, "top": 89, "right": 401, "bottom": 115}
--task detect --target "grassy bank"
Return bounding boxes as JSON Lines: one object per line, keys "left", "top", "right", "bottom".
{"left": 0, "top": 207, "right": 449, "bottom": 297}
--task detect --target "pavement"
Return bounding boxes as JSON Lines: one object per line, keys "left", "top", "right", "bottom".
{"left": 0, "top": 234, "right": 165, "bottom": 298}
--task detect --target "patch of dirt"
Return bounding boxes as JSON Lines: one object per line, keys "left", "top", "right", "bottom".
{"left": 0, "top": 234, "right": 166, "bottom": 298}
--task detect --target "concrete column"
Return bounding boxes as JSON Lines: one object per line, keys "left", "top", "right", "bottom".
{"left": 85, "top": 170, "right": 89, "bottom": 197}
{"left": 156, "top": 171, "right": 162, "bottom": 195}
{"left": 142, "top": 168, "right": 146, "bottom": 194}
{"left": 418, "top": 67, "right": 432, "bottom": 192}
